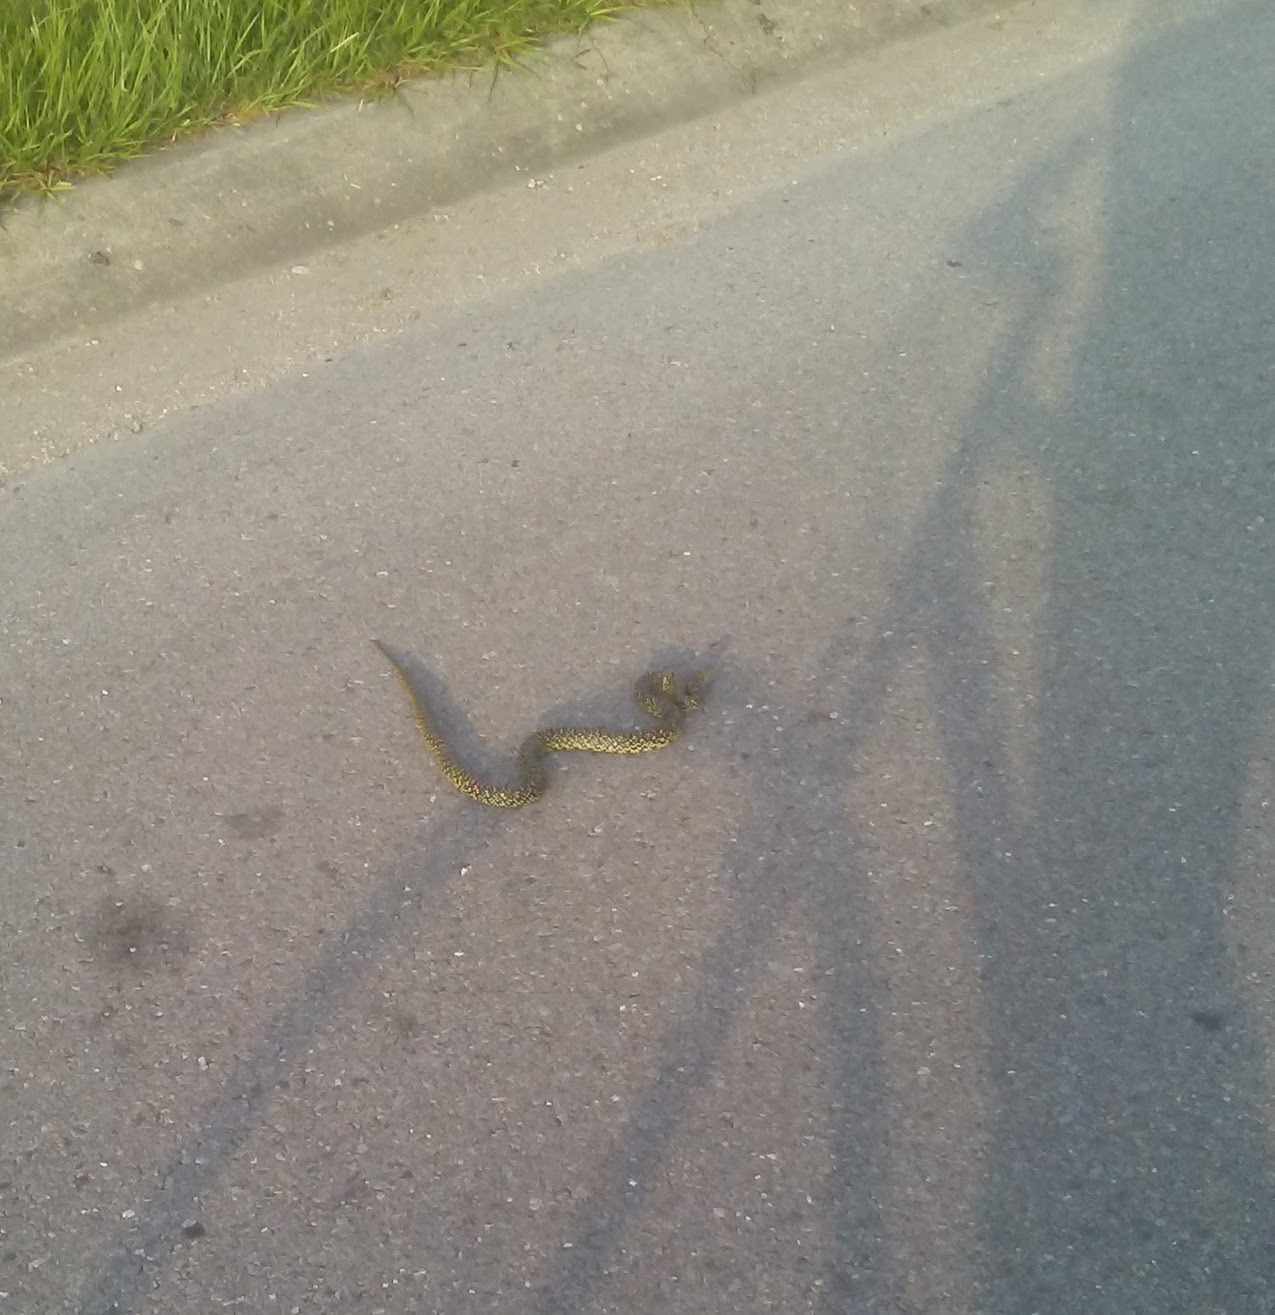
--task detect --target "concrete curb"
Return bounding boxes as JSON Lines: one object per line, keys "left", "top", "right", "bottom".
{"left": 0, "top": 0, "right": 1000, "bottom": 362}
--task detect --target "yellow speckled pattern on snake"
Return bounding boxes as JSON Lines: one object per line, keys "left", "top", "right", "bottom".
{"left": 374, "top": 640, "right": 712, "bottom": 808}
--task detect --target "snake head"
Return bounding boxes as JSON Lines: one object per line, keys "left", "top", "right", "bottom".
{"left": 683, "top": 667, "right": 716, "bottom": 708}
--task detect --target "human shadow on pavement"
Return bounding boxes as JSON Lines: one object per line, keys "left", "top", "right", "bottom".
{"left": 948, "top": 2, "right": 1275, "bottom": 1309}
{"left": 529, "top": 2, "right": 1275, "bottom": 1313}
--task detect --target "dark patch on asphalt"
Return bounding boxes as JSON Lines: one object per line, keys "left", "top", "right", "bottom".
{"left": 86, "top": 891, "right": 191, "bottom": 970}
{"left": 222, "top": 806, "right": 283, "bottom": 840}
{"left": 1189, "top": 1008, "right": 1226, "bottom": 1033}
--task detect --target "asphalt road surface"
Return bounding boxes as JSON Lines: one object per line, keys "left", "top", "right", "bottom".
{"left": 3, "top": 1, "right": 1274, "bottom": 1312}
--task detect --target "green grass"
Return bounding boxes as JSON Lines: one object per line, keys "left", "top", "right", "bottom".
{"left": 0, "top": 0, "right": 643, "bottom": 202}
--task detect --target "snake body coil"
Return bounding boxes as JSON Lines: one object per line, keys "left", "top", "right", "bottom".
{"left": 374, "top": 640, "right": 711, "bottom": 808}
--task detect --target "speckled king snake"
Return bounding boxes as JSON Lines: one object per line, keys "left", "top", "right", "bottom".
{"left": 374, "top": 640, "right": 712, "bottom": 808}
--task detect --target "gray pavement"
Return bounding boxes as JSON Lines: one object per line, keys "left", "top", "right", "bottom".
{"left": 3, "top": 0, "right": 1275, "bottom": 1312}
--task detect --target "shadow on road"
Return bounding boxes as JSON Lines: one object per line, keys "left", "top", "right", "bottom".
{"left": 953, "top": 1, "right": 1275, "bottom": 1308}
{"left": 532, "top": 2, "right": 1275, "bottom": 1311}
